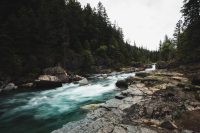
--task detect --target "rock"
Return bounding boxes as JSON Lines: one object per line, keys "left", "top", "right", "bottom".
{"left": 136, "top": 72, "right": 150, "bottom": 78}
{"left": 34, "top": 81, "right": 62, "bottom": 89}
{"left": 38, "top": 75, "right": 59, "bottom": 82}
{"left": 79, "top": 78, "right": 89, "bottom": 86}
{"left": 145, "top": 107, "right": 154, "bottom": 117}
{"left": 56, "top": 72, "right": 69, "bottom": 82}
{"left": 101, "top": 74, "right": 107, "bottom": 78}
{"left": 97, "top": 125, "right": 114, "bottom": 133}
{"left": 181, "top": 130, "right": 194, "bottom": 133}
{"left": 125, "top": 125, "right": 158, "bottom": 133}
{"left": 20, "top": 83, "right": 34, "bottom": 89}
{"left": 125, "top": 76, "right": 142, "bottom": 84}
{"left": 160, "top": 120, "right": 177, "bottom": 130}
{"left": 191, "top": 73, "right": 200, "bottom": 85}
{"left": 116, "top": 80, "right": 128, "bottom": 89}
{"left": 115, "top": 94, "right": 126, "bottom": 100}
{"left": 81, "top": 104, "right": 101, "bottom": 110}
{"left": 3, "top": 83, "right": 18, "bottom": 91}
{"left": 135, "top": 68, "right": 146, "bottom": 72}
{"left": 73, "top": 75, "right": 84, "bottom": 81}
{"left": 112, "top": 126, "right": 126, "bottom": 133}
{"left": 41, "top": 66, "right": 70, "bottom": 82}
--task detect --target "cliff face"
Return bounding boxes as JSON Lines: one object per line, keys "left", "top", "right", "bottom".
{"left": 52, "top": 69, "right": 200, "bottom": 133}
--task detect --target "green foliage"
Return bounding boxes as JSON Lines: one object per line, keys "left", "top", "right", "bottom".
{"left": 173, "top": 0, "right": 200, "bottom": 63}
{"left": 43, "top": 66, "right": 66, "bottom": 75}
{"left": 159, "top": 35, "right": 176, "bottom": 61}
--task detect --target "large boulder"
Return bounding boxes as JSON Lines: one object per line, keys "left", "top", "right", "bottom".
{"left": 43, "top": 66, "right": 69, "bottom": 82}
{"left": 3, "top": 83, "right": 18, "bottom": 91}
{"left": 116, "top": 80, "right": 128, "bottom": 89}
{"left": 79, "top": 78, "right": 89, "bottom": 86}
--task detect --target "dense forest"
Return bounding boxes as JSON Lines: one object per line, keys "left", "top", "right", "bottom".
{"left": 0, "top": 0, "right": 158, "bottom": 81}
{"left": 159, "top": 0, "right": 200, "bottom": 64}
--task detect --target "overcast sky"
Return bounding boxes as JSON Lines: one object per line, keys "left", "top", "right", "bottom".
{"left": 78, "top": 0, "right": 183, "bottom": 50}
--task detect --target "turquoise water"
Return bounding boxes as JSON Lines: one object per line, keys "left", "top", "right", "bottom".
{"left": 0, "top": 72, "right": 139, "bottom": 133}
{"left": 0, "top": 65, "right": 156, "bottom": 133}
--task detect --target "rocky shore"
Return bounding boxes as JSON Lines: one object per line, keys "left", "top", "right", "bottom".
{"left": 52, "top": 69, "right": 200, "bottom": 133}
{"left": 0, "top": 64, "right": 152, "bottom": 93}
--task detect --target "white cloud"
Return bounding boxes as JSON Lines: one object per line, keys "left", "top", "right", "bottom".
{"left": 78, "top": 0, "right": 183, "bottom": 50}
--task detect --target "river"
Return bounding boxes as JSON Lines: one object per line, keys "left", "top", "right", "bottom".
{"left": 0, "top": 65, "right": 155, "bottom": 133}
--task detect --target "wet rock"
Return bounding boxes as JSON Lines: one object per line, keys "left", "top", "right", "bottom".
{"left": 3, "top": 83, "right": 18, "bottom": 91}
{"left": 81, "top": 104, "right": 101, "bottom": 110}
{"left": 116, "top": 80, "right": 128, "bottom": 89}
{"left": 115, "top": 94, "right": 126, "bottom": 100}
{"left": 160, "top": 120, "right": 177, "bottom": 130}
{"left": 19, "top": 82, "right": 34, "bottom": 89}
{"left": 136, "top": 72, "right": 150, "bottom": 78}
{"left": 73, "top": 75, "right": 84, "bottom": 81}
{"left": 79, "top": 78, "right": 89, "bottom": 86}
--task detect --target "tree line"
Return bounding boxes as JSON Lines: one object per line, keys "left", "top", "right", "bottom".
{"left": 159, "top": 0, "right": 200, "bottom": 64}
{"left": 0, "top": 0, "right": 158, "bottom": 81}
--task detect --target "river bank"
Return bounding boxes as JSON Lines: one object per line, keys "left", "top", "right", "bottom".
{"left": 0, "top": 64, "right": 151, "bottom": 94}
{"left": 52, "top": 69, "right": 200, "bottom": 133}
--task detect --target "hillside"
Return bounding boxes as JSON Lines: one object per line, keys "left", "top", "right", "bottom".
{"left": 0, "top": 0, "right": 158, "bottom": 82}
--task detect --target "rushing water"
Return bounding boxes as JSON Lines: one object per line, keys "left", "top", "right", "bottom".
{"left": 0, "top": 65, "right": 155, "bottom": 133}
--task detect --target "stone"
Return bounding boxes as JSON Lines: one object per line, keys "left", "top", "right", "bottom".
{"left": 125, "top": 76, "right": 143, "bottom": 84}
{"left": 136, "top": 72, "right": 150, "bottom": 78}
{"left": 97, "top": 124, "right": 114, "bottom": 133}
{"left": 146, "top": 107, "right": 154, "bottom": 117}
{"left": 38, "top": 75, "right": 59, "bottom": 82}
{"left": 160, "top": 120, "right": 178, "bottom": 130}
{"left": 3, "top": 83, "right": 18, "bottom": 91}
{"left": 79, "top": 78, "right": 89, "bottom": 86}
{"left": 126, "top": 125, "right": 158, "bottom": 133}
{"left": 81, "top": 104, "right": 101, "bottom": 110}
{"left": 116, "top": 80, "right": 128, "bottom": 89}
{"left": 73, "top": 75, "right": 84, "bottom": 81}
{"left": 101, "top": 74, "right": 107, "bottom": 78}
{"left": 56, "top": 72, "right": 69, "bottom": 82}
{"left": 115, "top": 94, "right": 126, "bottom": 100}
{"left": 20, "top": 83, "right": 34, "bottom": 88}
{"left": 112, "top": 126, "right": 126, "bottom": 133}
